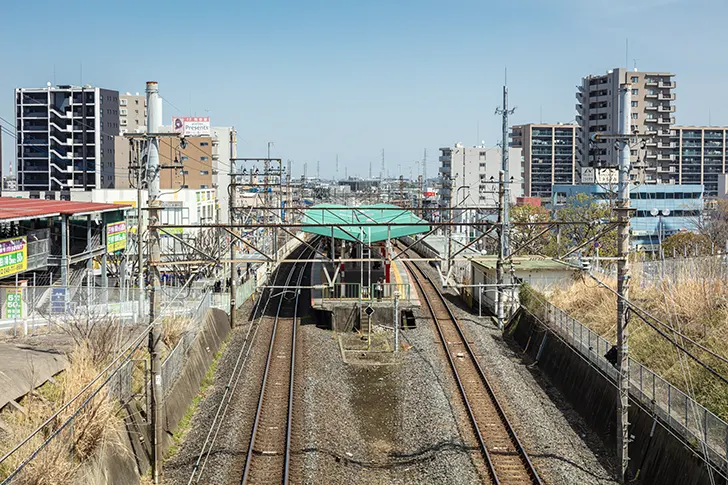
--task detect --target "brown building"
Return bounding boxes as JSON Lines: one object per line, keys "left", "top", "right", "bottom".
{"left": 159, "top": 136, "right": 214, "bottom": 190}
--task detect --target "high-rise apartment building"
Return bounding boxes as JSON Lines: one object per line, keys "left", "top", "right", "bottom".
{"left": 15, "top": 85, "right": 120, "bottom": 191}
{"left": 511, "top": 123, "right": 578, "bottom": 199}
{"left": 119, "top": 93, "right": 147, "bottom": 134}
{"left": 671, "top": 126, "right": 728, "bottom": 197}
{"left": 576, "top": 69, "right": 676, "bottom": 183}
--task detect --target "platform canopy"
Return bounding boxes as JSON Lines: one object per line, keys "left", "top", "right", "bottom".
{"left": 301, "top": 203, "right": 430, "bottom": 243}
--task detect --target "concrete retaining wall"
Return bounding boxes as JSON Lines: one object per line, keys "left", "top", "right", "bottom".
{"left": 510, "top": 310, "right": 725, "bottom": 485}
{"left": 74, "top": 307, "right": 231, "bottom": 484}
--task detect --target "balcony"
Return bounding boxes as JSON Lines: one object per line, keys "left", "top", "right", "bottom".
{"left": 645, "top": 105, "right": 658, "bottom": 111}
{"left": 657, "top": 154, "right": 675, "bottom": 161}
{"left": 658, "top": 93, "right": 675, "bottom": 101}
{"left": 658, "top": 105, "right": 675, "bottom": 113}
{"left": 681, "top": 131, "right": 702, "bottom": 139}
{"left": 645, "top": 93, "right": 658, "bottom": 99}
{"left": 659, "top": 81, "right": 676, "bottom": 89}
{"left": 657, "top": 117, "right": 673, "bottom": 125}
{"left": 705, "top": 132, "right": 724, "bottom": 140}
{"left": 645, "top": 139, "right": 657, "bottom": 147}
{"left": 645, "top": 79, "right": 658, "bottom": 87}
{"left": 645, "top": 152, "right": 657, "bottom": 159}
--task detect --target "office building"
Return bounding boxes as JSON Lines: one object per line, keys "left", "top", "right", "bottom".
{"left": 438, "top": 143, "right": 523, "bottom": 214}
{"left": 552, "top": 183, "right": 702, "bottom": 250}
{"left": 15, "top": 85, "right": 120, "bottom": 191}
{"left": 119, "top": 93, "right": 147, "bottom": 134}
{"left": 671, "top": 126, "right": 728, "bottom": 197}
{"left": 511, "top": 123, "right": 578, "bottom": 199}
{"left": 576, "top": 69, "right": 676, "bottom": 183}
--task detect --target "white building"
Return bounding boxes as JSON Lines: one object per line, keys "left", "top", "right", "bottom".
{"left": 119, "top": 93, "right": 147, "bottom": 135}
{"left": 438, "top": 143, "right": 523, "bottom": 208}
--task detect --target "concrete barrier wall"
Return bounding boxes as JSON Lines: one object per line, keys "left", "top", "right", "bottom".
{"left": 74, "top": 307, "right": 231, "bottom": 484}
{"left": 510, "top": 311, "right": 725, "bottom": 485}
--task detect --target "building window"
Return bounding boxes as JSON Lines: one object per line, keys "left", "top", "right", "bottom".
{"left": 181, "top": 170, "right": 189, "bottom": 175}
{"left": 631, "top": 113, "right": 638, "bottom": 119}
{"left": 632, "top": 89, "right": 639, "bottom": 95}
{"left": 200, "top": 156, "right": 209, "bottom": 161}
{"left": 631, "top": 101, "right": 638, "bottom": 107}
{"left": 200, "top": 142, "right": 209, "bottom": 146}
{"left": 200, "top": 170, "right": 209, "bottom": 175}
{"left": 200, "top": 184, "right": 209, "bottom": 189}
{"left": 631, "top": 76, "right": 639, "bottom": 83}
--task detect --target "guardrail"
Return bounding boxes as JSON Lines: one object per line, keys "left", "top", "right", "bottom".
{"left": 320, "top": 283, "right": 411, "bottom": 303}
{"left": 521, "top": 287, "right": 728, "bottom": 471}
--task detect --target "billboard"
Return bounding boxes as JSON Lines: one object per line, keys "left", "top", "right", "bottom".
{"left": 107, "top": 221, "right": 127, "bottom": 253}
{"left": 172, "top": 116, "right": 211, "bottom": 137}
{"left": 0, "top": 236, "right": 27, "bottom": 278}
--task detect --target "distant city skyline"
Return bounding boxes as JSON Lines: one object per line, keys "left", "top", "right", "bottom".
{"left": 2, "top": 0, "right": 727, "bottom": 180}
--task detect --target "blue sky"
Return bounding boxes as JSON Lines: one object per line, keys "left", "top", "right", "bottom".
{"left": 1, "top": 0, "right": 727, "bottom": 180}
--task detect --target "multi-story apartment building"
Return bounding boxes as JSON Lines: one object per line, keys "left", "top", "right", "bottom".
{"left": 15, "top": 85, "right": 120, "bottom": 191}
{"left": 576, "top": 69, "right": 676, "bottom": 184}
{"left": 670, "top": 126, "right": 728, "bottom": 197}
{"left": 511, "top": 123, "right": 578, "bottom": 199}
{"left": 119, "top": 93, "right": 147, "bottom": 134}
{"left": 438, "top": 144, "right": 523, "bottom": 208}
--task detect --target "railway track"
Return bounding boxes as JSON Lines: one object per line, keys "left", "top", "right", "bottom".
{"left": 400, "top": 246, "right": 543, "bottom": 485}
{"left": 241, "top": 248, "right": 311, "bottom": 484}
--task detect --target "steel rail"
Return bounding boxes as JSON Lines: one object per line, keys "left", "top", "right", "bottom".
{"left": 400, "top": 245, "right": 542, "bottom": 485}
{"left": 241, "top": 246, "right": 311, "bottom": 484}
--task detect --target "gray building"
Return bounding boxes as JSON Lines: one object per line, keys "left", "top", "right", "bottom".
{"left": 438, "top": 144, "right": 523, "bottom": 208}
{"left": 576, "top": 68, "right": 676, "bottom": 184}
{"left": 511, "top": 123, "right": 578, "bottom": 199}
{"left": 15, "top": 85, "right": 120, "bottom": 191}
{"left": 671, "top": 126, "right": 728, "bottom": 197}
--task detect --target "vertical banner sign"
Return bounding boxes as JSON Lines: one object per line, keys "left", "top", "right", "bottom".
{"left": 7, "top": 292, "right": 22, "bottom": 319}
{"left": 107, "top": 221, "right": 128, "bottom": 252}
{"left": 0, "top": 236, "right": 27, "bottom": 278}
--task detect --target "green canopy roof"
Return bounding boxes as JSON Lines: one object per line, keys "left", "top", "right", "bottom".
{"left": 301, "top": 203, "right": 430, "bottom": 243}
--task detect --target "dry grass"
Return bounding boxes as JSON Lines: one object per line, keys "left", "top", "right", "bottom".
{"left": 162, "top": 315, "right": 190, "bottom": 350}
{"left": 550, "top": 273, "right": 728, "bottom": 420}
{"left": 0, "top": 344, "right": 125, "bottom": 484}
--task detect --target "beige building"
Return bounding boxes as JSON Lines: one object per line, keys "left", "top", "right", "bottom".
{"left": 576, "top": 69, "right": 676, "bottom": 184}
{"left": 511, "top": 123, "right": 578, "bottom": 199}
{"left": 119, "top": 93, "right": 147, "bottom": 134}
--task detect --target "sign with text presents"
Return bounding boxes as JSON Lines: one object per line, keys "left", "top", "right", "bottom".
{"left": 172, "top": 116, "right": 211, "bottom": 137}
{"left": 51, "top": 288, "right": 68, "bottom": 314}
{"left": 7, "top": 292, "right": 22, "bottom": 319}
{"left": 0, "top": 236, "right": 27, "bottom": 278}
{"left": 107, "top": 221, "right": 128, "bottom": 253}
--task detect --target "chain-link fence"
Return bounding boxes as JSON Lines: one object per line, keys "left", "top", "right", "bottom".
{"left": 595, "top": 255, "right": 728, "bottom": 288}
{"left": 522, "top": 288, "right": 728, "bottom": 471}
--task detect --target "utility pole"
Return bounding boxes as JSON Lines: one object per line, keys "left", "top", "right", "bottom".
{"left": 422, "top": 148, "right": 427, "bottom": 189}
{"left": 616, "top": 81, "right": 632, "bottom": 484}
{"left": 496, "top": 170, "right": 505, "bottom": 329}
{"left": 134, "top": 140, "right": 144, "bottom": 322}
{"left": 229, "top": 136, "right": 237, "bottom": 328}
{"left": 145, "top": 81, "right": 163, "bottom": 485}
{"left": 495, "top": 84, "right": 516, "bottom": 257}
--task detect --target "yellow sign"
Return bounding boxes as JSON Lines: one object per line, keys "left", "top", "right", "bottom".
{"left": 107, "top": 221, "right": 128, "bottom": 252}
{"left": 0, "top": 236, "right": 27, "bottom": 278}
